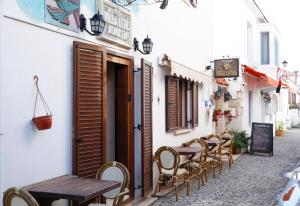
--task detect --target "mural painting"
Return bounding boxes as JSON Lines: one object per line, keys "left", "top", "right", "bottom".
{"left": 45, "top": 0, "right": 80, "bottom": 32}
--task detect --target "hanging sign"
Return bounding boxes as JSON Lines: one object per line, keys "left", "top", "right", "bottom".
{"left": 214, "top": 58, "right": 239, "bottom": 78}
{"left": 97, "top": 0, "right": 132, "bottom": 49}
{"left": 250, "top": 122, "right": 273, "bottom": 156}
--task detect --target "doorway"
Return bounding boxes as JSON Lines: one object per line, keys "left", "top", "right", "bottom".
{"left": 106, "top": 53, "right": 135, "bottom": 198}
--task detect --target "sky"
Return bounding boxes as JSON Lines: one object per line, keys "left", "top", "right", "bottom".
{"left": 255, "top": 0, "right": 300, "bottom": 71}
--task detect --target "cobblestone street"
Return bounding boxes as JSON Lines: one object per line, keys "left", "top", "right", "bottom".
{"left": 151, "top": 129, "right": 300, "bottom": 206}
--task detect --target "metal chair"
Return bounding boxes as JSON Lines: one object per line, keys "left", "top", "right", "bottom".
{"left": 154, "top": 146, "right": 190, "bottom": 202}
{"left": 89, "top": 161, "right": 130, "bottom": 206}
{"left": 3, "top": 187, "right": 39, "bottom": 206}
{"left": 185, "top": 139, "right": 207, "bottom": 190}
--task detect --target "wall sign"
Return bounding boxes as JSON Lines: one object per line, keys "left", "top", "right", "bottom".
{"left": 97, "top": 0, "right": 132, "bottom": 49}
{"left": 250, "top": 122, "right": 273, "bottom": 156}
{"left": 214, "top": 58, "right": 239, "bottom": 78}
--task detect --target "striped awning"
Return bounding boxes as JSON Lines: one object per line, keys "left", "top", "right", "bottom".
{"left": 169, "top": 60, "right": 212, "bottom": 84}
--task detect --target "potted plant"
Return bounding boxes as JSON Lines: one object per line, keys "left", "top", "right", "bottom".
{"left": 224, "top": 110, "right": 233, "bottom": 124}
{"left": 229, "top": 130, "right": 248, "bottom": 154}
{"left": 276, "top": 121, "right": 285, "bottom": 137}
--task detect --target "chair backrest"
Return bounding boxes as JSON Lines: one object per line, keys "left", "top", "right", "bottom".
{"left": 3, "top": 187, "right": 39, "bottom": 206}
{"left": 96, "top": 161, "right": 130, "bottom": 200}
{"left": 155, "top": 146, "right": 180, "bottom": 176}
{"left": 186, "top": 139, "right": 207, "bottom": 162}
{"left": 207, "top": 135, "right": 222, "bottom": 153}
{"left": 221, "top": 133, "right": 233, "bottom": 147}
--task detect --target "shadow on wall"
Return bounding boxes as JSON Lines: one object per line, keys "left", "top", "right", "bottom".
{"left": 23, "top": 120, "right": 39, "bottom": 142}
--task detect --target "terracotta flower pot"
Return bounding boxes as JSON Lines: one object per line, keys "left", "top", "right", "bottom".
{"left": 276, "top": 130, "right": 284, "bottom": 137}
{"left": 233, "top": 148, "right": 241, "bottom": 154}
{"left": 32, "top": 115, "right": 52, "bottom": 130}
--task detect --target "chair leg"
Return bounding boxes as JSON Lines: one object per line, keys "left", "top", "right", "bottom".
{"left": 197, "top": 174, "right": 201, "bottom": 190}
{"left": 186, "top": 179, "right": 190, "bottom": 196}
{"left": 205, "top": 169, "right": 208, "bottom": 182}
{"left": 154, "top": 182, "right": 160, "bottom": 196}
{"left": 174, "top": 177, "right": 179, "bottom": 202}
{"left": 213, "top": 165, "right": 216, "bottom": 178}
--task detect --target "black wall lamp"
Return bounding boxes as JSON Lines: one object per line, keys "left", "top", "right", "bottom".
{"left": 134, "top": 35, "right": 153, "bottom": 55}
{"left": 80, "top": 11, "right": 106, "bottom": 36}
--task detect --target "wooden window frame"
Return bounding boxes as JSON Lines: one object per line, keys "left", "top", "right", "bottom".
{"left": 166, "top": 76, "right": 199, "bottom": 132}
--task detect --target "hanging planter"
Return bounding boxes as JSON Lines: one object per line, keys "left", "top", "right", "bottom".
{"left": 32, "top": 76, "right": 52, "bottom": 130}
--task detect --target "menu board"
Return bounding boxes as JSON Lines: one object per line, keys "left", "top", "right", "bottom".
{"left": 250, "top": 122, "right": 273, "bottom": 156}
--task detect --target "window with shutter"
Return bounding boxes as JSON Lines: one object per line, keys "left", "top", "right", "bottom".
{"left": 192, "top": 82, "right": 199, "bottom": 127}
{"left": 73, "top": 41, "right": 107, "bottom": 178}
{"left": 166, "top": 76, "right": 180, "bottom": 131}
{"left": 141, "top": 59, "right": 153, "bottom": 197}
{"left": 166, "top": 77, "right": 199, "bottom": 132}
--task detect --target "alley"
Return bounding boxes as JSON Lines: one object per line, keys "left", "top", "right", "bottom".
{"left": 151, "top": 129, "right": 300, "bottom": 206}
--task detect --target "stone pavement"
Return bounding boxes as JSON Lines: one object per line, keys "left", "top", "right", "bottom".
{"left": 151, "top": 129, "right": 300, "bottom": 206}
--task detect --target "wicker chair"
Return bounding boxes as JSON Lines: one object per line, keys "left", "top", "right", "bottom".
{"left": 154, "top": 146, "right": 190, "bottom": 202}
{"left": 185, "top": 139, "right": 207, "bottom": 190}
{"left": 220, "top": 133, "right": 234, "bottom": 168}
{"left": 206, "top": 135, "right": 223, "bottom": 176}
{"left": 89, "top": 161, "right": 130, "bottom": 206}
{"left": 3, "top": 187, "right": 39, "bottom": 206}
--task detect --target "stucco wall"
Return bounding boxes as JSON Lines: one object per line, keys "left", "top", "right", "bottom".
{"left": 0, "top": 0, "right": 214, "bottom": 202}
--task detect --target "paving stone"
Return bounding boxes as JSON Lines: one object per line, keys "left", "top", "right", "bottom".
{"left": 151, "top": 129, "right": 300, "bottom": 206}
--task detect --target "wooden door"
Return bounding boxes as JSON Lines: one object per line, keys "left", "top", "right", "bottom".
{"left": 115, "top": 65, "right": 129, "bottom": 167}
{"left": 107, "top": 53, "right": 135, "bottom": 198}
{"left": 72, "top": 41, "right": 107, "bottom": 178}
{"left": 141, "top": 59, "right": 153, "bottom": 197}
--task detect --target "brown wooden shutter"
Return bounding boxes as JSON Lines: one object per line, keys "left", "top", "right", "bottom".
{"left": 192, "top": 82, "right": 199, "bottom": 127}
{"left": 166, "top": 76, "right": 179, "bottom": 131}
{"left": 141, "top": 59, "right": 153, "bottom": 197}
{"left": 73, "top": 41, "right": 107, "bottom": 178}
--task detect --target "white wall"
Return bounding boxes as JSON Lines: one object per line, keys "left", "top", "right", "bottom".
{"left": 0, "top": 0, "right": 214, "bottom": 201}
{"left": 132, "top": 0, "right": 214, "bottom": 152}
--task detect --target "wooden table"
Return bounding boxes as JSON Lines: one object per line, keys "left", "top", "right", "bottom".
{"left": 174, "top": 146, "right": 204, "bottom": 156}
{"left": 173, "top": 146, "right": 204, "bottom": 160}
{"left": 23, "top": 175, "right": 121, "bottom": 206}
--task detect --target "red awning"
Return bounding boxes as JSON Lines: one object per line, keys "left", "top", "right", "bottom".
{"left": 242, "top": 65, "right": 267, "bottom": 79}
{"left": 243, "top": 64, "right": 287, "bottom": 89}
{"left": 215, "top": 78, "right": 229, "bottom": 86}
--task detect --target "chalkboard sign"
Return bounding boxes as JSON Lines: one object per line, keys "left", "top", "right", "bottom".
{"left": 250, "top": 122, "right": 273, "bottom": 156}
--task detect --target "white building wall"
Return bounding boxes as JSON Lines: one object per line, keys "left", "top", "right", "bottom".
{"left": 132, "top": 0, "right": 214, "bottom": 152}
{"left": 212, "top": 0, "right": 267, "bottom": 135}
{"left": 0, "top": 0, "right": 214, "bottom": 201}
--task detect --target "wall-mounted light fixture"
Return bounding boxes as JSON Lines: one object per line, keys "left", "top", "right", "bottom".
{"left": 80, "top": 11, "right": 106, "bottom": 36}
{"left": 282, "top": 60, "right": 288, "bottom": 68}
{"left": 134, "top": 35, "right": 153, "bottom": 55}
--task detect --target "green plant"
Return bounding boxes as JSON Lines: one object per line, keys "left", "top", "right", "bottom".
{"left": 229, "top": 129, "right": 249, "bottom": 150}
{"left": 276, "top": 121, "right": 285, "bottom": 131}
